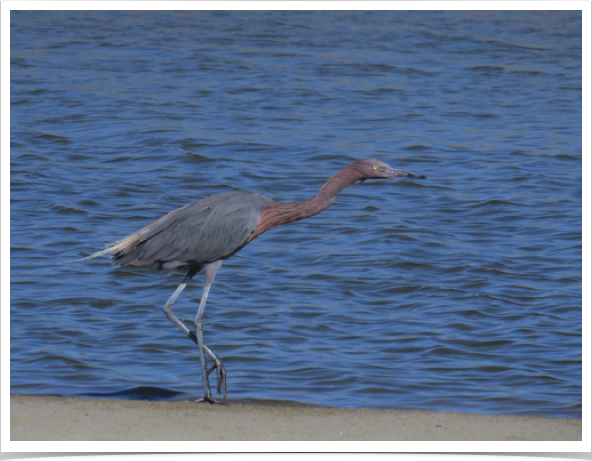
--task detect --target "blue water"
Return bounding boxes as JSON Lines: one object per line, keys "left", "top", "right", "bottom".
{"left": 10, "top": 10, "right": 582, "bottom": 418}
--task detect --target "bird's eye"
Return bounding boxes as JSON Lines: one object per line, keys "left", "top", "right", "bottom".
{"left": 373, "top": 165, "right": 378, "bottom": 171}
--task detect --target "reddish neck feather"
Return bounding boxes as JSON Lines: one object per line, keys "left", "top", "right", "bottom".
{"left": 247, "top": 164, "right": 362, "bottom": 242}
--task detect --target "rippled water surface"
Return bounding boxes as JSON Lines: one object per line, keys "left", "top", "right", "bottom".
{"left": 10, "top": 11, "right": 582, "bottom": 417}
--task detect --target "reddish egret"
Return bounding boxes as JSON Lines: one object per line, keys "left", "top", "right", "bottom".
{"left": 88, "top": 158, "right": 427, "bottom": 404}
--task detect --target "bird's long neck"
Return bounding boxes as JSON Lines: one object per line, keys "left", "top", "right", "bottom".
{"left": 247, "top": 164, "right": 362, "bottom": 242}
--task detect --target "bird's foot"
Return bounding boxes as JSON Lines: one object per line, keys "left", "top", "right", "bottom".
{"left": 207, "top": 361, "right": 227, "bottom": 400}
{"left": 194, "top": 394, "right": 228, "bottom": 406}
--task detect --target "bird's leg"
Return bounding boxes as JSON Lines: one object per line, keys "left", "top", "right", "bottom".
{"left": 204, "top": 344, "right": 227, "bottom": 400}
{"left": 162, "top": 274, "right": 226, "bottom": 403}
{"left": 194, "top": 260, "right": 225, "bottom": 405}
{"left": 180, "top": 339, "right": 226, "bottom": 399}
{"left": 162, "top": 282, "right": 191, "bottom": 337}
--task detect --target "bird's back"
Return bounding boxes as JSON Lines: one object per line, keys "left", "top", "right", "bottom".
{"left": 111, "top": 191, "right": 273, "bottom": 271}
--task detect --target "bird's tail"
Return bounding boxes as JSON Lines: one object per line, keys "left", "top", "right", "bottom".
{"left": 85, "top": 231, "right": 145, "bottom": 261}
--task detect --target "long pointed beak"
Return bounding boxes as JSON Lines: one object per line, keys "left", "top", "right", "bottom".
{"left": 386, "top": 168, "right": 428, "bottom": 179}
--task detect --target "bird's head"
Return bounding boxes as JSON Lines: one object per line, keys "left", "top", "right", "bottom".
{"left": 354, "top": 158, "right": 427, "bottom": 181}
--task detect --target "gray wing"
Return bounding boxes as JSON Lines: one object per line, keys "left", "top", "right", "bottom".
{"left": 113, "top": 191, "right": 271, "bottom": 269}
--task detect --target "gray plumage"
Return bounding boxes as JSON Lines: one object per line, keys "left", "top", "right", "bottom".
{"left": 106, "top": 191, "right": 273, "bottom": 275}
{"left": 87, "top": 158, "right": 427, "bottom": 404}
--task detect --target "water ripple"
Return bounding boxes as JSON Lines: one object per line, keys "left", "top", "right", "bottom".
{"left": 10, "top": 10, "right": 582, "bottom": 418}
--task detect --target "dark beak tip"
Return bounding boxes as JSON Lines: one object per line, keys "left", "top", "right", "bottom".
{"left": 388, "top": 169, "right": 427, "bottom": 180}
{"left": 406, "top": 173, "right": 428, "bottom": 179}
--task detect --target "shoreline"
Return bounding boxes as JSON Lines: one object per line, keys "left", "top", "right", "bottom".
{"left": 10, "top": 394, "right": 582, "bottom": 441}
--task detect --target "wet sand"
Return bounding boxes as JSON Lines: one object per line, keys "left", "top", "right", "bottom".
{"left": 9, "top": 394, "right": 581, "bottom": 441}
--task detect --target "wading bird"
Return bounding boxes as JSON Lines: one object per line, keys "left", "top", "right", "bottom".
{"left": 88, "top": 158, "right": 427, "bottom": 404}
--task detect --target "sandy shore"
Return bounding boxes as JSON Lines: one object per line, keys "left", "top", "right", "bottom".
{"left": 10, "top": 394, "right": 581, "bottom": 441}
